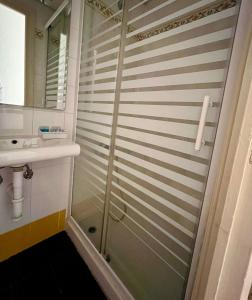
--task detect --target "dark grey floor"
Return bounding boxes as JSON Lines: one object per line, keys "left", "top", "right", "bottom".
{"left": 0, "top": 231, "right": 107, "bottom": 299}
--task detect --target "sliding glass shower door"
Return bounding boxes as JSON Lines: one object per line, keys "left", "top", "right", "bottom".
{"left": 71, "top": 0, "right": 123, "bottom": 250}
{"left": 71, "top": 0, "right": 240, "bottom": 299}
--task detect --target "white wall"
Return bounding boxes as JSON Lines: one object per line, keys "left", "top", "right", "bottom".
{"left": 216, "top": 139, "right": 252, "bottom": 300}
{"left": 0, "top": 0, "right": 82, "bottom": 234}
{"left": 194, "top": 6, "right": 252, "bottom": 297}
{"left": 204, "top": 55, "right": 252, "bottom": 300}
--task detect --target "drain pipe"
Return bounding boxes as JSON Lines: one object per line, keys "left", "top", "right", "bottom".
{"left": 11, "top": 165, "right": 33, "bottom": 222}
{"left": 11, "top": 166, "right": 24, "bottom": 222}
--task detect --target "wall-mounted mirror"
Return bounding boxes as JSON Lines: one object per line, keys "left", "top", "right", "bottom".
{"left": 0, "top": 0, "right": 71, "bottom": 110}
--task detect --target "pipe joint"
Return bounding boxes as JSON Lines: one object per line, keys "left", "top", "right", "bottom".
{"left": 23, "top": 164, "right": 33, "bottom": 180}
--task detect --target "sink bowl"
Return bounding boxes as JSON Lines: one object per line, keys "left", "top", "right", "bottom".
{"left": 0, "top": 137, "right": 41, "bottom": 150}
{"left": 0, "top": 136, "right": 80, "bottom": 167}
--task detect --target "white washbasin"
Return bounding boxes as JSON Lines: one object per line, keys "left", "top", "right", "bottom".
{"left": 0, "top": 136, "right": 80, "bottom": 167}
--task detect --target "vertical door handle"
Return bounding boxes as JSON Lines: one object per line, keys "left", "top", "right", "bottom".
{"left": 195, "top": 96, "right": 211, "bottom": 151}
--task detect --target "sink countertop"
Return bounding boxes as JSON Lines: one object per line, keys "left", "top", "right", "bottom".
{"left": 0, "top": 136, "right": 80, "bottom": 167}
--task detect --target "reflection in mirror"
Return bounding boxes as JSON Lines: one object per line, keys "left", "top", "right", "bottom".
{"left": 0, "top": 0, "right": 71, "bottom": 110}
{"left": 45, "top": 4, "right": 70, "bottom": 109}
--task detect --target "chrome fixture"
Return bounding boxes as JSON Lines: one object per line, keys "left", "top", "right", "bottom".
{"left": 23, "top": 164, "right": 33, "bottom": 180}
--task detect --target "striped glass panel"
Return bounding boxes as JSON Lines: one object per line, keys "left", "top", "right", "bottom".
{"left": 104, "top": 0, "right": 240, "bottom": 299}
{"left": 71, "top": 0, "right": 240, "bottom": 299}
{"left": 71, "top": 0, "right": 123, "bottom": 251}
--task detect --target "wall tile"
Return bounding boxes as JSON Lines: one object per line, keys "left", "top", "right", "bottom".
{"left": 32, "top": 109, "right": 65, "bottom": 135}
{"left": 64, "top": 113, "right": 75, "bottom": 140}
{"left": 0, "top": 167, "right": 31, "bottom": 234}
{"left": 67, "top": 57, "right": 78, "bottom": 87}
{"left": 65, "top": 85, "right": 77, "bottom": 113}
{"left": 29, "top": 212, "right": 60, "bottom": 245}
{"left": 32, "top": 157, "right": 71, "bottom": 169}
{"left": 58, "top": 210, "right": 66, "bottom": 231}
{"left": 0, "top": 107, "right": 33, "bottom": 136}
{"left": 30, "top": 160, "right": 71, "bottom": 221}
{"left": 0, "top": 211, "right": 65, "bottom": 262}
{"left": 0, "top": 223, "right": 31, "bottom": 261}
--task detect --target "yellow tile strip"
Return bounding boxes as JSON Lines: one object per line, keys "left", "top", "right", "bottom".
{"left": 0, "top": 210, "right": 66, "bottom": 262}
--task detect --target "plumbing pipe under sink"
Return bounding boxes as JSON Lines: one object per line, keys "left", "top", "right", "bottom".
{"left": 0, "top": 136, "right": 80, "bottom": 220}
{"left": 11, "top": 166, "right": 24, "bottom": 221}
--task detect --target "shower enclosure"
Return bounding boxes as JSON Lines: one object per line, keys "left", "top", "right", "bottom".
{"left": 71, "top": 0, "right": 241, "bottom": 299}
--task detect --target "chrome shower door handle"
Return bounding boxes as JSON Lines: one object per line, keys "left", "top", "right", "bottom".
{"left": 195, "top": 95, "right": 211, "bottom": 151}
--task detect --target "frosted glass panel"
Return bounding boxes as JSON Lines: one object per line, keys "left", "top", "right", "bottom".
{"left": 104, "top": 0, "right": 240, "bottom": 299}
{"left": 72, "top": 0, "right": 240, "bottom": 298}
{"left": 71, "top": 0, "right": 122, "bottom": 251}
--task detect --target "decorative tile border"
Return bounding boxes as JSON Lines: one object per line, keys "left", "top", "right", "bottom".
{"left": 86, "top": 0, "right": 140, "bottom": 37}
{"left": 86, "top": 0, "right": 238, "bottom": 41}
{"left": 87, "top": 0, "right": 122, "bottom": 24}
{"left": 34, "top": 28, "right": 44, "bottom": 39}
{"left": 137, "top": 0, "right": 238, "bottom": 41}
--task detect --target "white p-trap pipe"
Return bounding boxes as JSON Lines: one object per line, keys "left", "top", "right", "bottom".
{"left": 11, "top": 167, "right": 24, "bottom": 221}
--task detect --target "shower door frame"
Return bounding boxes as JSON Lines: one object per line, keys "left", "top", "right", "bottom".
{"left": 100, "top": 0, "right": 130, "bottom": 255}
{"left": 69, "top": 0, "right": 252, "bottom": 299}
{"left": 185, "top": 0, "right": 252, "bottom": 298}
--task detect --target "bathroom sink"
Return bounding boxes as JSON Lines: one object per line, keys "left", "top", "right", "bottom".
{"left": 0, "top": 136, "right": 80, "bottom": 167}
